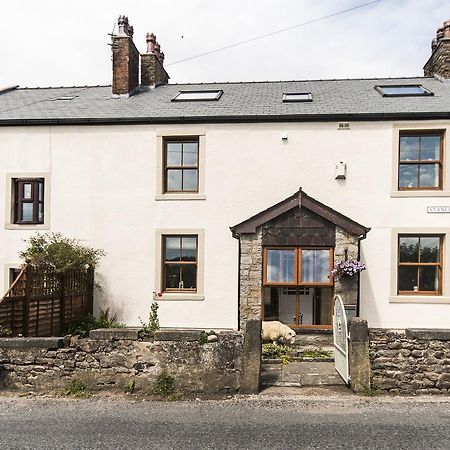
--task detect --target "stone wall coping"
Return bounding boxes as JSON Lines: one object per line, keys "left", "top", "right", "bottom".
{"left": 89, "top": 328, "right": 140, "bottom": 340}
{"left": 0, "top": 337, "right": 64, "bottom": 349}
{"left": 154, "top": 329, "right": 210, "bottom": 341}
{"left": 405, "top": 329, "right": 450, "bottom": 341}
{"left": 370, "top": 328, "right": 450, "bottom": 341}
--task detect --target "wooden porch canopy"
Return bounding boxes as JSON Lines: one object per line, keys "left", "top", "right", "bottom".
{"left": 230, "top": 188, "right": 370, "bottom": 239}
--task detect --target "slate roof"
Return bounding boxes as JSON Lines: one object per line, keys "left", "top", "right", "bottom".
{"left": 0, "top": 77, "right": 449, "bottom": 125}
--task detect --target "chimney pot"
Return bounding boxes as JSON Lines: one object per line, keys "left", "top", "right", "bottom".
{"left": 118, "top": 15, "right": 129, "bottom": 36}
{"left": 155, "top": 42, "right": 161, "bottom": 59}
{"left": 436, "top": 26, "right": 444, "bottom": 41}
{"left": 431, "top": 38, "right": 437, "bottom": 51}
{"left": 146, "top": 32, "right": 156, "bottom": 53}
{"left": 444, "top": 20, "right": 450, "bottom": 39}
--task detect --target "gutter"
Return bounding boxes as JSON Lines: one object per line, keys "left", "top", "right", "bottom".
{"left": 2, "top": 111, "right": 450, "bottom": 126}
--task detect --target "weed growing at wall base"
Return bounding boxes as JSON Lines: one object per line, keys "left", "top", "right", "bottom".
{"left": 124, "top": 379, "right": 135, "bottom": 394}
{"left": 151, "top": 371, "right": 181, "bottom": 400}
{"left": 64, "top": 379, "right": 90, "bottom": 398}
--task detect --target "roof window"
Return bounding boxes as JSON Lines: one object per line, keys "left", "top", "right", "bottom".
{"left": 374, "top": 85, "right": 433, "bottom": 97}
{"left": 172, "top": 90, "right": 223, "bottom": 102}
{"left": 282, "top": 93, "right": 312, "bottom": 102}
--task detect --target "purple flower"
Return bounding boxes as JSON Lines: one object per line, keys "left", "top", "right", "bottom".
{"left": 332, "top": 260, "right": 367, "bottom": 279}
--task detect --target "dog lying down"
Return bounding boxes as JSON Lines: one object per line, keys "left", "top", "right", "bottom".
{"left": 262, "top": 321, "right": 296, "bottom": 344}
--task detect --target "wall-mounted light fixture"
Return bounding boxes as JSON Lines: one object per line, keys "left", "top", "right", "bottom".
{"left": 335, "top": 161, "right": 347, "bottom": 179}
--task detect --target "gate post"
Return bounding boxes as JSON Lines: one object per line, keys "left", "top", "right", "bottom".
{"left": 348, "top": 317, "right": 371, "bottom": 394}
{"left": 239, "top": 319, "right": 261, "bottom": 394}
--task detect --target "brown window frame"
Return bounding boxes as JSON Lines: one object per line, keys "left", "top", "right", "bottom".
{"left": 398, "top": 130, "right": 444, "bottom": 191}
{"left": 163, "top": 137, "right": 199, "bottom": 193}
{"left": 13, "top": 178, "right": 45, "bottom": 225}
{"left": 397, "top": 234, "right": 443, "bottom": 296}
{"left": 263, "top": 247, "right": 334, "bottom": 287}
{"left": 162, "top": 234, "right": 198, "bottom": 292}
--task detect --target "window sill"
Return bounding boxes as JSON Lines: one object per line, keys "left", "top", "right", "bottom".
{"left": 389, "top": 295, "right": 450, "bottom": 304}
{"left": 5, "top": 223, "right": 49, "bottom": 230}
{"left": 155, "top": 193, "right": 206, "bottom": 201}
{"left": 390, "top": 190, "right": 450, "bottom": 198}
{"left": 158, "top": 293, "right": 204, "bottom": 301}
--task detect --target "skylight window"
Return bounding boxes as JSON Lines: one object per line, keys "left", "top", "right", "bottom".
{"left": 172, "top": 90, "right": 223, "bottom": 102}
{"left": 374, "top": 85, "right": 433, "bottom": 97}
{"left": 282, "top": 93, "right": 312, "bottom": 102}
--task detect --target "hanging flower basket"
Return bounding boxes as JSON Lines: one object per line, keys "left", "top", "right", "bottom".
{"left": 332, "top": 260, "right": 367, "bottom": 280}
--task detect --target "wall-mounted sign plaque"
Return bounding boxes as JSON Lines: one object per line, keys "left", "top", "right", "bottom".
{"left": 427, "top": 206, "right": 450, "bottom": 213}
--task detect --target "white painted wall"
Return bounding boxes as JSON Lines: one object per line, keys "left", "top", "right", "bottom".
{"left": 1, "top": 120, "right": 450, "bottom": 329}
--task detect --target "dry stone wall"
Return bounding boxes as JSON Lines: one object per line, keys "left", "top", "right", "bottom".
{"left": 370, "top": 329, "right": 450, "bottom": 394}
{"left": 0, "top": 329, "right": 244, "bottom": 395}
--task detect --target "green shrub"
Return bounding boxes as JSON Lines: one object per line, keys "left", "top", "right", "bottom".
{"left": 0, "top": 325, "right": 12, "bottom": 337}
{"left": 198, "top": 330, "right": 217, "bottom": 345}
{"left": 20, "top": 232, "right": 105, "bottom": 273}
{"left": 64, "top": 379, "right": 89, "bottom": 397}
{"left": 67, "top": 307, "right": 125, "bottom": 338}
{"left": 97, "top": 307, "right": 126, "bottom": 329}
{"left": 139, "top": 300, "right": 160, "bottom": 337}
{"left": 262, "top": 343, "right": 292, "bottom": 365}
{"left": 151, "top": 371, "right": 177, "bottom": 398}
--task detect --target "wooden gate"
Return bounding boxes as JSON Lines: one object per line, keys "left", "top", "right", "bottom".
{"left": 333, "top": 294, "right": 350, "bottom": 384}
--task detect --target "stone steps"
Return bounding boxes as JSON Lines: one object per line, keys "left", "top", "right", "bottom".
{"left": 260, "top": 333, "right": 345, "bottom": 388}
{"left": 261, "top": 360, "right": 346, "bottom": 388}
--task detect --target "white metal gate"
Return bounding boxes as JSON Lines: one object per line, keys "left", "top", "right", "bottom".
{"left": 333, "top": 294, "right": 350, "bottom": 384}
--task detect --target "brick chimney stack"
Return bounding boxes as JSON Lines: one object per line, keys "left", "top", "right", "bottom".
{"left": 112, "top": 16, "right": 140, "bottom": 96}
{"left": 424, "top": 20, "right": 450, "bottom": 80}
{"left": 140, "top": 32, "right": 169, "bottom": 88}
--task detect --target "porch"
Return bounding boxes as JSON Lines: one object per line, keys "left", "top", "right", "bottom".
{"left": 231, "top": 188, "right": 370, "bottom": 332}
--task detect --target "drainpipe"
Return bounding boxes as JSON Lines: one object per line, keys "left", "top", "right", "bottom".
{"left": 357, "top": 239, "right": 361, "bottom": 317}
{"left": 237, "top": 238, "right": 241, "bottom": 331}
{"left": 356, "top": 233, "right": 368, "bottom": 317}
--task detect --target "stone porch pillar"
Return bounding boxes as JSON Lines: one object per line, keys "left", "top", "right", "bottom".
{"left": 239, "top": 228, "right": 263, "bottom": 331}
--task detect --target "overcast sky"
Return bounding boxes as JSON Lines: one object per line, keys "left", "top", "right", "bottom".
{"left": 1, "top": 0, "right": 448, "bottom": 88}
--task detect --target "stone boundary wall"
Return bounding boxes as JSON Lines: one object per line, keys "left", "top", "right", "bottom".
{"left": 0, "top": 328, "right": 252, "bottom": 395}
{"left": 370, "top": 329, "right": 450, "bottom": 394}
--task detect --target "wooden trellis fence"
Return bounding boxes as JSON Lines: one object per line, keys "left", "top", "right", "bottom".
{"left": 0, "top": 265, "right": 94, "bottom": 337}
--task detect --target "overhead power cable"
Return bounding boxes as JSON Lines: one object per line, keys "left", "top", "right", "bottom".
{"left": 165, "top": 0, "right": 382, "bottom": 67}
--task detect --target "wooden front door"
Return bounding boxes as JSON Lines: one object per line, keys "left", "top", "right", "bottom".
{"left": 264, "top": 286, "right": 333, "bottom": 329}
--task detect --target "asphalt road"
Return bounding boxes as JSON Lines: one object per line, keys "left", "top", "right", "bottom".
{"left": 0, "top": 392, "right": 449, "bottom": 450}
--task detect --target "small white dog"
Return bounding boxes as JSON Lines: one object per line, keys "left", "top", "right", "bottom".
{"left": 262, "top": 321, "right": 296, "bottom": 344}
